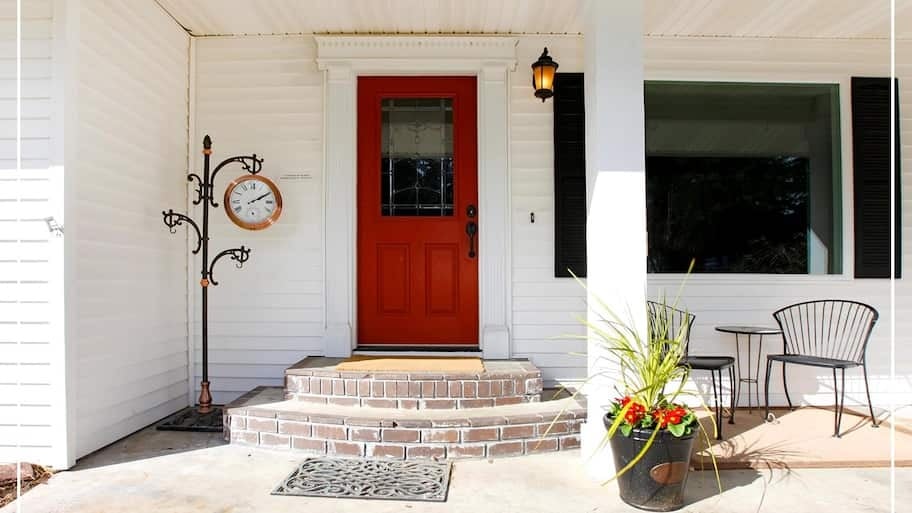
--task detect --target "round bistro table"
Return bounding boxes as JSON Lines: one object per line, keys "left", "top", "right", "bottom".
{"left": 714, "top": 325, "right": 783, "bottom": 413}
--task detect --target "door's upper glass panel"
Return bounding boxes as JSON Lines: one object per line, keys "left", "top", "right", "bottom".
{"left": 381, "top": 98, "right": 454, "bottom": 216}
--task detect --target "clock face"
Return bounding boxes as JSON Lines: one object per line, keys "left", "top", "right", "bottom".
{"left": 224, "top": 175, "right": 282, "bottom": 230}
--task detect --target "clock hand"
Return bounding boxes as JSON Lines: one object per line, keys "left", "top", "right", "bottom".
{"left": 247, "top": 192, "right": 270, "bottom": 205}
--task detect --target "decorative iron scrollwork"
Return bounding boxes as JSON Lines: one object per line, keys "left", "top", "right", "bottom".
{"left": 209, "top": 155, "right": 264, "bottom": 208}
{"left": 208, "top": 246, "right": 251, "bottom": 286}
{"left": 272, "top": 458, "right": 452, "bottom": 502}
{"left": 162, "top": 209, "right": 202, "bottom": 254}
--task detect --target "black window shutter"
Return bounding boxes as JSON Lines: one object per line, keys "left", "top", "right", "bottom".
{"left": 553, "top": 73, "right": 587, "bottom": 277}
{"left": 852, "top": 77, "right": 902, "bottom": 278}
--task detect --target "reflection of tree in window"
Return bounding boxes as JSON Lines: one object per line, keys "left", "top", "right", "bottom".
{"left": 647, "top": 156, "right": 809, "bottom": 273}
{"left": 645, "top": 81, "right": 841, "bottom": 275}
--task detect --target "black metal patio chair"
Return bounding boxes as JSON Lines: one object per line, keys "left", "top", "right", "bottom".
{"left": 764, "top": 299, "right": 880, "bottom": 438}
{"left": 647, "top": 301, "right": 735, "bottom": 440}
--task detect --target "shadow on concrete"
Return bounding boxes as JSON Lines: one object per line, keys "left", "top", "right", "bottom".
{"left": 73, "top": 423, "right": 227, "bottom": 471}
{"left": 685, "top": 466, "right": 764, "bottom": 505}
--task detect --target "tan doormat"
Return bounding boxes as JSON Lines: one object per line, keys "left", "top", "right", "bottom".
{"left": 335, "top": 355, "right": 484, "bottom": 374}
{"left": 690, "top": 406, "right": 912, "bottom": 470}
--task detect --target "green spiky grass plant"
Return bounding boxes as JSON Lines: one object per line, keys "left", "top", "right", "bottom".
{"left": 541, "top": 262, "right": 721, "bottom": 491}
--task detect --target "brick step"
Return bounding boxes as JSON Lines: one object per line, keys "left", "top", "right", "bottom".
{"left": 284, "top": 357, "right": 544, "bottom": 410}
{"left": 225, "top": 386, "right": 585, "bottom": 460}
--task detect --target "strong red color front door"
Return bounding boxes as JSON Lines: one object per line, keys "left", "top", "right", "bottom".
{"left": 357, "top": 77, "right": 478, "bottom": 345}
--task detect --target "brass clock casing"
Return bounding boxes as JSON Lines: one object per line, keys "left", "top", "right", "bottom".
{"left": 223, "top": 174, "right": 283, "bottom": 230}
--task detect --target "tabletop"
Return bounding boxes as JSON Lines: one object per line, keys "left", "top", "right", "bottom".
{"left": 714, "top": 325, "right": 782, "bottom": 335}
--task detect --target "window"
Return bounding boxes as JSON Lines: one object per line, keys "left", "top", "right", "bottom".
{"left": 645, "top": 82, "right": 842, "bottom": 274}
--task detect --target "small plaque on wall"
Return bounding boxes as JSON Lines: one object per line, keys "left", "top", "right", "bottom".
{"left": 279, "top": 173, "right": 312, "bottom": 181}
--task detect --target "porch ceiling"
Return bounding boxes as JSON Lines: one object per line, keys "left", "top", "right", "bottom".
{"left": 156, "top": 0, "right": 910, "bottom": 39}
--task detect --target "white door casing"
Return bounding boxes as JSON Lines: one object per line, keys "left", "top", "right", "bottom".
{"left": 316, "top": 36, "right": 517, "bottom": 358}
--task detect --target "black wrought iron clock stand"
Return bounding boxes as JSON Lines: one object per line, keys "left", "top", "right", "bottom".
{"left": 158, "top": 135, "right": 263, "bottom": 431}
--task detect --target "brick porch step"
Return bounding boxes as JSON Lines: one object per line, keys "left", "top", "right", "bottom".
{"left": 225, "top": 386, "right": 585, "bottom": 460}
{"left": 284, "top": 357, "right": 543, "bottom": 409}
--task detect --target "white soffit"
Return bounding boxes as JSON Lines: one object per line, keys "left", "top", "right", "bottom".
{"left": 156, "top": 0, "right": 911, "bottom": 40}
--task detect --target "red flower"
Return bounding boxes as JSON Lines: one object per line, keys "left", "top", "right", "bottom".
{"left": 622, "top": 400, "right": 646, "bottom": 425}
{"left": 664, "top": 405, "right": 687, "bottom": 426}
{"left": 651, "top": 408, "right": 669, "bottom": 428}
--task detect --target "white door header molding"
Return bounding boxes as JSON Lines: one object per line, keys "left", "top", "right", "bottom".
{"left": 315, "top": 36, "right": 518, "bottom": 73}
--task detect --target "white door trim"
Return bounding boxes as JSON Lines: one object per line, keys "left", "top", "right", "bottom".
{"left": 316, "top": 36, "right": 517, "bottom": 359}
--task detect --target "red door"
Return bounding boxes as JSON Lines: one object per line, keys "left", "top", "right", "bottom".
{"left": 357, "top": 77, "right": 478, "bottom": 345}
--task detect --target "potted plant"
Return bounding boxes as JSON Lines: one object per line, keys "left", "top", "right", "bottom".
{"left": 554, "top": 273, "right": 719, "bottom": 511}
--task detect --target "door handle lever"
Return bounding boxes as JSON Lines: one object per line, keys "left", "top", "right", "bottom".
{"left": 466, "top": 221, "right": 477, "bottom": 258}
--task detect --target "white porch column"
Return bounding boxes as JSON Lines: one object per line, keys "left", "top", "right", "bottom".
{"left": 581, "top": 2, "right": 648, "bottom": 479}
{"left": 322, "top": 63, "right": 356, "bottom": 357}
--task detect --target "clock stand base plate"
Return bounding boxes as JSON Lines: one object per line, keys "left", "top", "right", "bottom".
{"left": 156, "top": 406, "right": 224, "bottom": 432}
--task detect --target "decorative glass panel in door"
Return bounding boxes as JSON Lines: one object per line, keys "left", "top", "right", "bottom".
{"left": 357, "top": 77, "right": 478, "bottom": 346}
{"left": 381, "top": 98, "right": 454, "bottom": 217}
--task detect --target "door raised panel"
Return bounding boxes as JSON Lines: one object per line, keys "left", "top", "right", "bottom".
{"left": 425, "top": 243, "right": 459, "bottom": 315}
{"left": 376, "top": 244, "right": 410, "bottom": 314}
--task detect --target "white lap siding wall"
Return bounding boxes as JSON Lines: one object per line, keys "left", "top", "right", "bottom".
{"left": 192, "top": 37, "right": 324, "bottom": 405}
{"left": 67, "top": 0, "right": 190, "bottom": 460}
{"left": 509, "top": 35, "right": 912, "bottom": 410}
{"left": 0, "top": 0, "right": 66, "bottom": 468}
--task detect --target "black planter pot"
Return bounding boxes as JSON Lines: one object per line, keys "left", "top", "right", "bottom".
{"left": 604, "top": 414, "right": 695, "bottom": 512}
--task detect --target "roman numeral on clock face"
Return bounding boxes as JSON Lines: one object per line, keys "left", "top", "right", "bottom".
{"left": 234, "top": 206, "right": 242, "bottom": 213}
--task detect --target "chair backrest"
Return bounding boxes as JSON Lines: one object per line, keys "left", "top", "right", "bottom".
{"left": 772, "top": 300, "right": 878, "bottom": 363}
{"left": 646, "top": 300, "right": 695, "bottom": 358}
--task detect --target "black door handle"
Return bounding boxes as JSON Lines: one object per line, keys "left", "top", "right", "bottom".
{"left": 466, "top": 221, "right": 477, "bottom": 258}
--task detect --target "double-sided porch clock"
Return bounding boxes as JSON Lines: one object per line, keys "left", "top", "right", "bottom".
{"left": 224, "top": 174, "right": 283, "bottom": 230}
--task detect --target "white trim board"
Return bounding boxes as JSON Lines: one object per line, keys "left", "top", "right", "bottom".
{"left": 316, "top": 35, "right": 518, "bottom": 359}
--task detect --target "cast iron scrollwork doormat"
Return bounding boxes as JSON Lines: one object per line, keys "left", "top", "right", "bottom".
{"left": 272, "top": 458, "right": 452, "bottom": 502}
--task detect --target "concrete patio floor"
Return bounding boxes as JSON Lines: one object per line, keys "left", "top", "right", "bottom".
{"left": 2, "top": 426, "right": 909, "bottom": 513}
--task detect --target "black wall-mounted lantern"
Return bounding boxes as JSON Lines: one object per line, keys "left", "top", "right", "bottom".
{"left": 532, "top": 47, "right": 559, "bottom": 102}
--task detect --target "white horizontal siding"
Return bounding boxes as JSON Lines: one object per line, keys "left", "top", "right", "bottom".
{"left": 509, "top": 35, "right": 912, "bottom": 409}
{"left": 69, "top": 0, "right": 189, "bottom": 459}
{"left": 0, "top": 0, "right": 67, "bottom": 469}
{"left": 510, "top": 37, "right": 587, "bottom": 385}
{"left": 193, "top": 36, "right": 324, "bottom": 405}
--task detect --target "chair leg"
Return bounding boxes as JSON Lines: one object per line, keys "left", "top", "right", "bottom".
{"left": 782, "top": 362, "right": 793, "bottom": 411}
{"left": 832, "top": 368, "right": 847, "bottom": 438}
{"left": 710, "top": 370, "right": 721, "bottom": 440}
{"left": 862, "top": 364, "right": 879, "bottom": 428}
{"left": 728, "top": 366, "right": 736, "bottom": 424}
{"left": 764, "top": 359, "right": 773, "bottom": 422}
